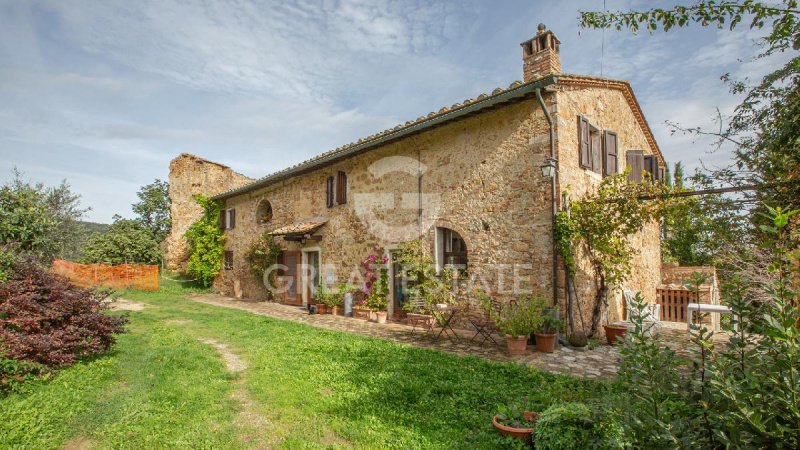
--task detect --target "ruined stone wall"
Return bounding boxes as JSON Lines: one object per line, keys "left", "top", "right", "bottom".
{"left": 217, "top": 97, "right": 557, "bottom": 307}
{"left": 164, "top": 153, "right": 253, "bottom": 272}
{"left": 554, "top": 85, "right": 664, "bottom": 329}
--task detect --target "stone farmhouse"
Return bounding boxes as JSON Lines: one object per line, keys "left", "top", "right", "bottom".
{"left": 165, "top": 25, "right": 668, "bottom": 328}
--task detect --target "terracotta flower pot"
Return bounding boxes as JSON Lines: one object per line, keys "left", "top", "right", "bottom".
{"left": 375, "top": 311, "right": 388, "bottom": 324}
{"left": 534, "top": 332, "right": 557, "bottom": 353}
{"left": 353, "top": 307, "right": 370, "bottom": 320}
{"left": 505, "top": 335, "right": 529, "bottom": 356}
{"left": 604, "top": 324, "right": 628, "bottom": 345}
{"left": 316, "top": 304, "right": 328, "bottom": 314}
{"left": 491, "top": 411, "right": 539, "bottom": 443}
{"left": 332, "top": 305, "right": 342, "bottom": 316}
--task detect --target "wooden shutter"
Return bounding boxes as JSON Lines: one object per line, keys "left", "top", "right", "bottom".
{"left": 325, "top": 176, "right": 334, "bottom": 208}
{"left": 219, "top": 209, "right": 226, "bottom": 230}
{"left": 229, "top": 209, "right": 236, "bottom": 229}
{"left": 603, "top": 131, "right": 618, "bottom": 176}
{"left": 578, "top": 116, "right": 591, "bottom": 168}
{"left": 336, "top": 171, "right": 347, "bottom": 205}
{"left": 626, "top": 150, "right": 644, "bottom": 182}
{"left": 644, "top": 155, "right": 657, "bottom": 181}
{"left": 658, "top": 166, "right": 666, "bottom": 183}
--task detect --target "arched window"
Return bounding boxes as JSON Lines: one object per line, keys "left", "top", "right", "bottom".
{"left": 436, "top": 227, "right": 468, "bottom": 269}
{"left": 257, "top": 200, "right": 273, "bottom": 224}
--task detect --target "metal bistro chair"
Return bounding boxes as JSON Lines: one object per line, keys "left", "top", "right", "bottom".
{"left": 407, "top": 297, "right": 435, "bottom": 337}
{"left": 469, "top": 297, "right": 501, "bottom": 347}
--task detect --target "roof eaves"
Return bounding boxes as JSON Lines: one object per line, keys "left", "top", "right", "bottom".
{"left": 212, "top": 75, "right": 557, "bottom": 201}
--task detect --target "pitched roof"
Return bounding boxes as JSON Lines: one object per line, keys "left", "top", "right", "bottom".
{"left": 213, "top": 73, "right": 663, "bottom": 200}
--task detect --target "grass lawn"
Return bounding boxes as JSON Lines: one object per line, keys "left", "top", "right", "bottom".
{"left": 0, "top": 280, "right": 612, "bottom": 449}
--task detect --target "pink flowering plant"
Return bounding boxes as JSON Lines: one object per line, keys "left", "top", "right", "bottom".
{"left": 356, "top": 247, "right": 387, "bottom": 308}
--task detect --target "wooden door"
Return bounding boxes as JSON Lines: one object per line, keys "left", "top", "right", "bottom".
{"left": 279, "top": 251, "right": 301, "bottom": 305}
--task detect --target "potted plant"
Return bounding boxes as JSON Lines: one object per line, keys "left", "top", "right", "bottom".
{"left": 603, "top": 323, "right": 628, "bottom": 345}
{"left": 492, "top": 396, "right": 540, "bottom": 444}
{"left": 535, "top": 313, "right": 563, "bottom": 353}
{"left": 602, "top": 300, "right": 630, "bottom": 345}
{"left": 314, "top": 283, "right": 339, "bottom": 314}
{"left": 366, "top": 268, "right": 389, "bottom": 323}
{"left": 484, "top": 295, "right": 545, "bottom": 356}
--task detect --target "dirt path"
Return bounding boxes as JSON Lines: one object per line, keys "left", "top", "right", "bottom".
{"left": 199, "top": 338, "right": 272, "bottom": 449}
{"left": 105, "top": 298, "right": 147, "bottom": 311}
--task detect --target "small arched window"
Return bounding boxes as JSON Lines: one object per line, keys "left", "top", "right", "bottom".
{"left": 436, "top": 227, "right": 468, "bottom": 269}
{"left": 257, "top": 200, "right": 273, "bottom": 224}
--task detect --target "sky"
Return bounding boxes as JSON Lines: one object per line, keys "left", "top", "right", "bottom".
{"left": 0, "top": 0, "right": 785, "bottom": 223}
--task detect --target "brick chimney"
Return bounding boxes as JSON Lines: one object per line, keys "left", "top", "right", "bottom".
{"left": 520, "top": 24, "right": 561, "bottom": 82}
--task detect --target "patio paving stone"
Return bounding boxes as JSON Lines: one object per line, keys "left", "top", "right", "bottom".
{"left": 187, "top": 293, "right": 725, "bottom": 380}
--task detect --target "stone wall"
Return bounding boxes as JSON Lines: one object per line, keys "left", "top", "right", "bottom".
{"left": 554, "top": 84, "right": 664, "bottom": 330}
{"left": 163, "top": 153, "right": 253, "bottom": 272}
{"left": 179, "top": 81, "right": 666, "bottom": 337}
{"left": 217, "top": 97, "right": 557, "bottom": 308}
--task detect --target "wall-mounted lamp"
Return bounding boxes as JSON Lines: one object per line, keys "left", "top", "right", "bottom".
{"left": 540, "top": 157, "right": 558, "bottom": 178}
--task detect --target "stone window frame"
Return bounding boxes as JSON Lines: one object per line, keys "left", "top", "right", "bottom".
{"left": 223, "top": 250, "right": 234, "bottom": 270}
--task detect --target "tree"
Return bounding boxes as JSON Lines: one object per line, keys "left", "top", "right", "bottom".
{"left": 132, "top": 179, "right": 170, "bottom": 242}
{"left": 185, "top": 195, "right": 225, "bottom": 287}
{"left": 580, "top": 1, "right": 800, "bottom": 228}
{"left": 0, "top": 170, "right": 88, "bottom": 260}
{"left": 81, "top": 216, "right": 162, "bottom": 265}
{"left": 555, "top": 173, "right": 670, "bottom": 337}
{"left": 661, "top": 164, "right": 747, "bottom": 266}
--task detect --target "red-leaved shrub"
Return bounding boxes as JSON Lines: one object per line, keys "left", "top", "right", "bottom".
{"left": 0, "top": 258, "right": 127, "bottom": 372}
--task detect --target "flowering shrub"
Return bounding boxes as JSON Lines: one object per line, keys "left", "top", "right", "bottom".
{"left": 0, "top": 258, "right": 127, "bottom": 390}
{"left": 357, "top": 247, "right": 387, "bottom": 307}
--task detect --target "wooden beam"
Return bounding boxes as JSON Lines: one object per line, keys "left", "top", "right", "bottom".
{"left": 638, "top": 184, "right": 760, "bottom": 200}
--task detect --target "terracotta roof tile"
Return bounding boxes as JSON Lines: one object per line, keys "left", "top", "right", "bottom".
{"left": 267, "top": 220, "right": 327, "bottom": 236}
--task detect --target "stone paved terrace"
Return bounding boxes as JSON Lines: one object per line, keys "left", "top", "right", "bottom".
{"left": 188, "top": 293, "right": 725, "bottom": 380}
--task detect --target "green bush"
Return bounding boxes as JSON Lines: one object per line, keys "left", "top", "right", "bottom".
{"left": 534, "top": 402, "right": 594, "bottom": 450}
{"left": 0, "top": 248, "right": 14, "bottom": 282}
{"left": 184, "top": 196, "right": 225, "bottom": 287}
{"left": 81, "top": 218, "right": 161, "bottom": 265}
{"left": 614, "top": 206, "right": 800, "bottom": 447}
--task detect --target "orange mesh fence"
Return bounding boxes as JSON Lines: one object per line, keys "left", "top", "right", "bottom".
{"left": 52, "top": 260, "right": 159, "bottom": 291}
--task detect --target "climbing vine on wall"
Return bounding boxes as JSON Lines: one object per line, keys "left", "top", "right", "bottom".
{"left": 556, "top": 172, "right": 674, "bottom": 337}
{"left": 184, "top": 195, "right": 225, "bottom": 288}
{"left": 244, "top": 232, "right": 281, "bottom": 292}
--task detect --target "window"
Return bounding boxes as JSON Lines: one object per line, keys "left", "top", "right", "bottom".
{"left": 326, "top": 172, "right": 348, "bottom": 207}
{"left": 578, "top": 116, "right": 602, "bottom": 174}
{"left": 644, "top": 155, "right": 662, "bottom": 182}
{"left": 223, "top": 251, "right": 234, "bottom": 270}
{"left": 325, "top": 176, "right": 335, "bottom": 208}
{"left": 256, "top": 200, "right": 273, "bottom": 224}
{"left": 336, "top": 171, "right": 347, "bottom": 205}
{"left": 436, "top": 227, "right": 468, "bottom": 269}
{"left": 219, "top": 208, "right": 236, "bottom": 230}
